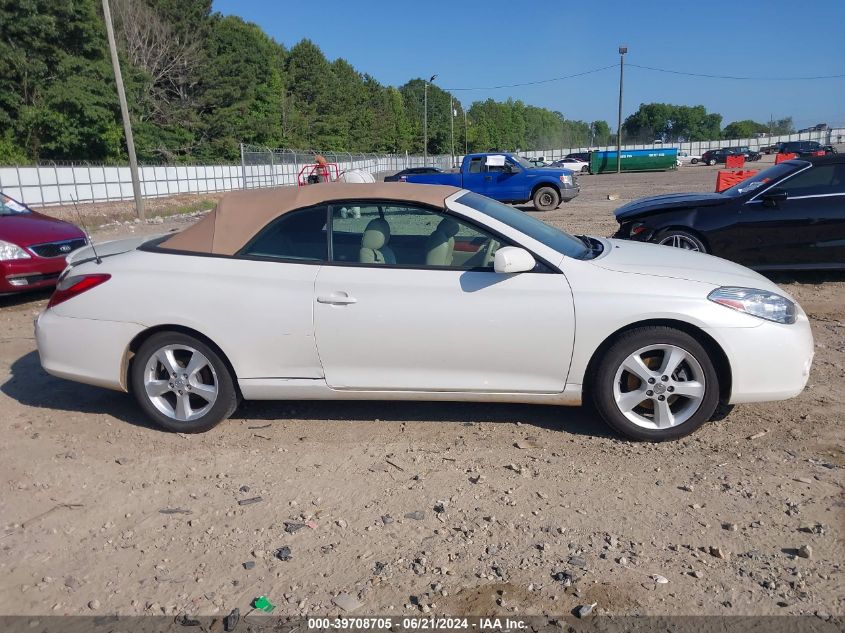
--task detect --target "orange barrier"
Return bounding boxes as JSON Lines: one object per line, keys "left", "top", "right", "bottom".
{"left": 715, "top": 169, "right": 759, "bottom": 193}
{"left": 775, "top": 152, "right": 797, "bottom": 164}
{"left": 725, "top": 154, "right": 745, "bottom": 168}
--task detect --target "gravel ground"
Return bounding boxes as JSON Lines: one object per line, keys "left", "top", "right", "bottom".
{"left": 0, "top": 163, "right": 842, "bottom": 619}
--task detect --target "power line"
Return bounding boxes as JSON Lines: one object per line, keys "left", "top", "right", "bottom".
{"left": 441, "top": 63, "right": 845, "bottom": 92}
{"left": 627, "top": 63, "right": 845, "bottom": 81}
{"left": 443, "top": 65, "right": 617, "bottom": 91}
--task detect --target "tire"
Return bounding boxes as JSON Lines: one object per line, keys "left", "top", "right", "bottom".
{"left": 580, "top": 165, "right": 589, "bottom": 174}
{"left": 591, "top": 326, "right": 720, "bottom": 441}
{"left": 654, "top": 229, "right": 707, "bottom": 253}
{"left": 691, "top": 158, "right": 699, "bottom": 164}
{"left": 707, "top": 158, "right": 716, "bottom": 166}
{"left": 130, "top": 331, "right": 239, "bottom": 433}
{"left": 532, "top": 186, "right": 560, "bottom": 212}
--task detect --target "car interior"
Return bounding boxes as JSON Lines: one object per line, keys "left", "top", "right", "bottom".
{"left": 241, "top": 203, "right": 505, "bottom": 269}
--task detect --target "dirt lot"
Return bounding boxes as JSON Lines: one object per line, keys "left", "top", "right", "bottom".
{"left": 0, "top": 163, "right": 843, "bottom": 620}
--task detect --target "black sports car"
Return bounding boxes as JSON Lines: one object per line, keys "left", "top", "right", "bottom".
{"left": 613, "top": 155, "right": 845, "bottom": 270}
{"left": 384, "top": 167, "right": 443, "bottom": 182}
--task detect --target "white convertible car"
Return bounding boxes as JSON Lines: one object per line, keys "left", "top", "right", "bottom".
{"left": 35, "top": 183, "right": 813, "bottom": 441}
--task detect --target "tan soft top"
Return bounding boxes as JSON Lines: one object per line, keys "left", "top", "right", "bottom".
{"left": 159, "top": 182, "right": 462, "bottom": 255}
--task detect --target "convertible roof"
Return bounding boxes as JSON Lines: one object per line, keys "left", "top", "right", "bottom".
{"left": 159, "top": 182, "right": 462, "bottom": 255}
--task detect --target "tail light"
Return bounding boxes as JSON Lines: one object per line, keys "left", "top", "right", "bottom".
{"left": 48, "top": 274, "right": 111, "bottom": 308}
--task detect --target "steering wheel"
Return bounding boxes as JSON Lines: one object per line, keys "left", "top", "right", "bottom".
{"left": 480, "top": 238, "right": 499, "bottom": 268}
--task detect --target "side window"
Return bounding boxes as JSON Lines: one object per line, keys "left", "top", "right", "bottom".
{"left": 468, "top": 158, "right": 483, "bottom": 173}
{"left": 240, "top": 205, "right": 327, "bottom": 261}
{"left": 329, "top": 203, "right": 512, "bottom": 270}
{"left": 778, "top": 165, "right": 845, "bottom": 196}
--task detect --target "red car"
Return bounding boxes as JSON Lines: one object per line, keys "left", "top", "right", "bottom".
{"left": 0, "top": 193, "right": 88, "bottom": 296}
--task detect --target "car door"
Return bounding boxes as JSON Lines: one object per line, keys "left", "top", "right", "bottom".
{"left": 314, "top": 202, "right": 574, "bottom": 393}
{"left": 739, "top": 162, "right": 845, "bottom": 266}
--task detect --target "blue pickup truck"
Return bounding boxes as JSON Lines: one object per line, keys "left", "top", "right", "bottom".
{"left": 401, "top": 153, "right": 579, "bottom": 211}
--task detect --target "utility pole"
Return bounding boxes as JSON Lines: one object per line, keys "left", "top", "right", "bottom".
{"left": 464, "top": 109, "right": 468, "bottom": 155}
{"left": 450, "top": 96, "right": 455, "bottom": 167}
{"left": 102, "top": 0, "right": 144, "bottom": 220}
{"left": 423, "top": 74, "right": 436, "bottom": 164}
{"left": 616, "top": 46, "right": 627, "bottom": 174}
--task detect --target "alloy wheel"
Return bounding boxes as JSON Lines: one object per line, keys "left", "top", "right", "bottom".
{"left": 658, "top": 234, "right": 702, "bottom": 251}
{"left": 612, "top": 344, "right": 706, "bottom": 430}
{"left": 143, "top": 344, "right": 219, "bottom": 422}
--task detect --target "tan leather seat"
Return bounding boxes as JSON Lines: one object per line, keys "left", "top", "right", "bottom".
{"left": 425, "top": 217, "right": 460, "bottom": 266}
{"left": 359, "top": 218, "right": 396, "bottom": 264}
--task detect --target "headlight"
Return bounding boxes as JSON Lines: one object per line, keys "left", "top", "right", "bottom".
{"left": 708, "top": 287, "right": 796, "bottom": 324}
{"left": 559, "top": 174, "right": 573, "bottom": 186}
{"left": 0, "top": 240, "right": 31, "bottom": 261}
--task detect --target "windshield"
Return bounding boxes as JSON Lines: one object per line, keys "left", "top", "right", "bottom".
{"left": 720, "top": 162, "right": 808, "bottom": 197}
{"left": 512, "top": 156, "right": 533, "bottom": 169}
{"left": 454, "top": 191, "right": 590, "bottom": 259}
{"left": 0, "top": 194, "right": 32, "bottom": 216}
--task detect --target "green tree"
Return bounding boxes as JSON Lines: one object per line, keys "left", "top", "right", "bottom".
{"left": 623, "top": 103, "right": 722, "bottom": 142}
{"left": 590, "top": 120, "right": 612, "bottom": 146}
{"left": 722, "top": 119, "right": 768, "bottom": 139}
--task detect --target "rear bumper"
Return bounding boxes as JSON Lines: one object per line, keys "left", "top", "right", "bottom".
{"left": 0, "top": 257, "right": 66, "bottom": 294}
{"left": 35, "top": 310, "right": 144, "bottom": 391}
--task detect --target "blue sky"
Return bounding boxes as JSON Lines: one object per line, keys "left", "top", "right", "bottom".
{"left": 213, "top": 0, "right": 845, "bottom": 130}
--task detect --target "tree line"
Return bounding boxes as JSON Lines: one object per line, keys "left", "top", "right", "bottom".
{"left": 0, "top": 0, "right": 611, "bottom": 164}
{"left": 621, "top": 103, "right": 795, "bottom": 143}
{"left": 0, "top": 1, "right": 797, "bottom": 165}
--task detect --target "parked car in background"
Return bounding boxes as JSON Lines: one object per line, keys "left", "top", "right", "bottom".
{"left": 384, "top": 167, "right": 443, "bottom": 182}
{"left": 0, "top": 193, "right": 87, "bottom": 296}
{"left": 37, "top": 183, "right": 813, "bottom": 441}
{"left": 402, "top": 152, "right": 579, "bottom": 211}
{"left": 525, "top": 157, "right": 548, "bottom": 168}
{"left": 700, "top": 147, "right": 760, "bottom": 165}
{"left": 549, "top": 157, "right": 589, "bottom": 173}
{"left": 566, "top": 152, "right": 591, "bottom": 163}
{"left": 775, "top": 141, "right": 834, "bottom": 157}
{"left": 613, "top": 155, "right": 845, "bottom": 270}
{"left": 732, "top": 146, "right": 762, "bottom": 161}
{"left": 677, "top": 151, "right": 701, "bottom": 165}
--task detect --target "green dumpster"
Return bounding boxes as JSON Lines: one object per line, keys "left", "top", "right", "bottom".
{"left": 590, "top": 148, "right": 678, "bottom": 174}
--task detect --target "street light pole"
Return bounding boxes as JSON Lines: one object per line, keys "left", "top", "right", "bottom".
{"left": 450, "top": 96, "right": 455, "bottom": 167}
{"left": 423, "top": 74, "right": 436, "bottom": 164}
{"left": 616, "top": 46, "right": 627, "bottom": 174}
{"left": 102, "top": 0, "right": 144, "bottom": 219}
{"left": 464, "top": 109, "right": 468, "bottom": 155}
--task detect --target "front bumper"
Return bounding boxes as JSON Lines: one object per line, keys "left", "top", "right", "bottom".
{"left": 0, "top": 257, "right": 66, "bottom": 295}
{"left": 560, "top": 184, "right": 580, "bottom": 202}
{"left": 35, "top": 310, "right": 145, "bottom": 391}
{"left": 706, "top": 310, "right": 814, "bottom": 404}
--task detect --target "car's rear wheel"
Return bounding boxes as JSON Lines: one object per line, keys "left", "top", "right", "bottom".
{"left": 532, "top": 186, "right": 560, "bottom": 212}
{"left": 580, "top": 165, "right": 589, "bottom": 174}
{"left": 591, "top": 327, "right": 720, "bottom": 441}
{"left": 655, "top": 229, "right": 707, "bottom": 253}
{"left": 707, "top": 158, "right": 716, "bottom": 166}
{"left": 691, "top": 158, "right": 699, "bottom": 164}
{"left": 130, "top": 332, "right": 239, "bottom": 433}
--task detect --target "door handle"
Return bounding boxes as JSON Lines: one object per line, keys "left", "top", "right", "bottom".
{"left": 484, "top": 175, "right": 492, "bottom": 181}
{"left": 317, "top": 292, "right": 357, "bottom": 305}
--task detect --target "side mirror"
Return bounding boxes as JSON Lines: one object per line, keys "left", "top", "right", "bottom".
{"left": 761, "top": 189, "right": 788, "bottom": 208}
{"left": 494, "top": 246, "right": 536, "bottom": 274}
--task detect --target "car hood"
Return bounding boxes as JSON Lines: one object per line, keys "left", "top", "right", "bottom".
{"left": 593, "top": 238, "right": 783, "bottom": 292}
{"left": 531, "top": 167, "right": 573, "bottom": 177}
{"left": 614, "top": 192, "right": 727, "bottom": 220}
{"left": 0, "top": 212, "right": 86, "bottom": 247}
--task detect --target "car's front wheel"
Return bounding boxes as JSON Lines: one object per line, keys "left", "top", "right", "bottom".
{"left": 591, "top": 327, "right": 720, "bottom": 441}
{"left": 707, "top": 158, "right": 716, "bottom": 166}
{"left": 130, "top": 331, "right": 239, "bottom": 433}
{"left": 532, "top": 186, "right": 560, "bottom": 212}
{"left": 655, "top": 229, "right": 707, "bottom": 252}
